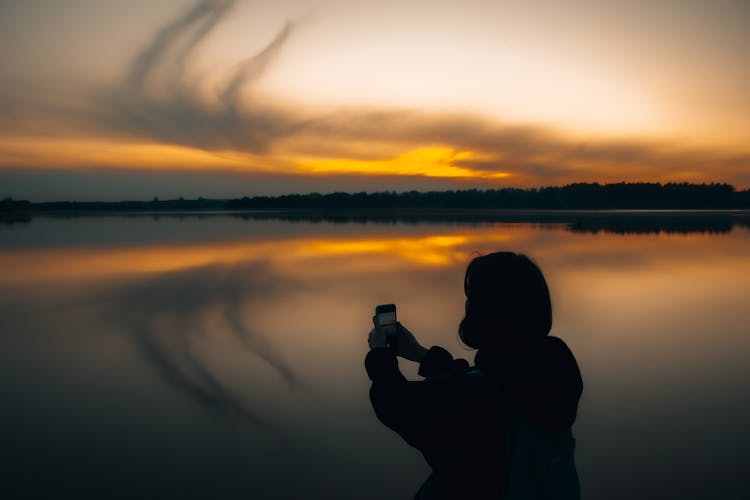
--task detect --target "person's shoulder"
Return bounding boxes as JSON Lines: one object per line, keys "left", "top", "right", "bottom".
{"left": 527, "top": 336, "right": 581, "bottom": 386}
{"left": 419, "top": 346, "right": 470, "bottom": 378}
{"left": 538, "top": 336, "right": 583, "bottom": 390}
{"left": 544, "top": 335, "right": 570, "bottom": 348}
{"left": 540, "top": 336, "right": 576, "bottom": 360}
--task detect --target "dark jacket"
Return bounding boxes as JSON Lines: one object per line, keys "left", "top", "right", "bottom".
{"left": 364, "top": 336, "right": 583, "bottom": 499}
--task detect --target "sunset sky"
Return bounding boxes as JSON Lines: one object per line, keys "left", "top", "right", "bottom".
{"left": 1, "top": 0, "right": 749, "bottom": 200}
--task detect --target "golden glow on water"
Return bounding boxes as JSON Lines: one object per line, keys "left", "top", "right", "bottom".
{"left": 4, "top": 221, "right": 749, "bottom": 398}
{"left": 2, "top": 219, "right": 750, "bottom": 500}
{"left": 306, "top": 234, "right": 488, "bottom": 265}
{"left": 3, "top": 223, "right": 749, "bottom": 288}
{"left": 0, "top": 230, "right": 518, "bottom": 284}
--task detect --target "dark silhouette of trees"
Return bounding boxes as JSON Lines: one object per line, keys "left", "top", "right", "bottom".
{"left": 0, "top": 198, "right": 32, "bottom": 224}
{"left": 0, "top": 198, "right": 31, "bottom": 211}
{"left": 3, "top": 183, "right": 750, "bottom": 213}
{"left": 226, "top": 183, "right": 748, "bottom": 210}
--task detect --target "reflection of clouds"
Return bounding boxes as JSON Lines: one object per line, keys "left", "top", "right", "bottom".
{"left": 240, "top": 211, "right": 750, "bottom": 235}
{"left": 2, "top": 223, "right": 749, "bottom": 498}
{"left": 2, "top": 220, "right": 750, "bottom": 286}
{"left": 304, "top": 235, "right": 485, "bottom": 265}
{"left": 104, "top": 263, "right": 297, "bottom": 431}
{"left": 130, "top": 320, "right": 275, "bottom": 431}
{"left": 0, "top": 232, "right": 503, "bottom": 285}
{"left": 0, "top": 258, "right": 299, "bottom": 432}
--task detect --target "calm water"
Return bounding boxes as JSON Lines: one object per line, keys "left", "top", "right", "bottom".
{"left": 1, "top": 212, "right": 749, "bottom": 499}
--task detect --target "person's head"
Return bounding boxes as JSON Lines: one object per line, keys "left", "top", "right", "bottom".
{"left": 458, "top": 252, "right": 551, "bottom": 350}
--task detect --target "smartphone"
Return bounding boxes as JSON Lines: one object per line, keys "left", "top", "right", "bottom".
{"left": 375, "top": 304, "right": 397, "bottom": 348}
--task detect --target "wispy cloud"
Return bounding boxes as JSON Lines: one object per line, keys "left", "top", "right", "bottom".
{"left": 91, "top": 0, "right": 750, "bottom": 186}
{"left": 93, "top": 0, "right": 298, "bottom": 152}
{"left": 1, "top": 0, "right": 749, "bottom": 187}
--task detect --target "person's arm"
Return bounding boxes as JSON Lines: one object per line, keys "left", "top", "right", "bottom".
{"left": 363, "top": 345, "right": 468, "bottom": 382}
{"left": 365, "top": 323, "right": 469, "bottom": 448}
{"left": 367, "top": 320, "right": 469, "bottom": 376}
{"left": 364, "top": 347, "right": 434, "bottom": 449}
{"left": 418, "top": 346, "right": 470, "bottom": 377}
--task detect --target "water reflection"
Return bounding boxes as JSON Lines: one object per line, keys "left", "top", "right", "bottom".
{"left": 236, "top": 209, "right": 750, "bottom": 235}
{"left": 1, "top": 216, "right": 749, "bottom": 499}
{"left": 104, "top": 263, "right": 297, "bottom": 430}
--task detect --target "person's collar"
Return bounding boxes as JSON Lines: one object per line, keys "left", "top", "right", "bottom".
{"left": 474, "top": 338, "right": 540, "bottom": 370}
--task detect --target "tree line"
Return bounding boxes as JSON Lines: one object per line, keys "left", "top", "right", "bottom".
{"left": 3, "top": 182, "right": 750, "bottom": 212}
{"left": 226, "top": 182, "right": 750, "bottom": 210}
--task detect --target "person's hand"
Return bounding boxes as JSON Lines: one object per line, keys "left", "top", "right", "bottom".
{"left": 368, "top": 316, "right": 428, "bottom": 362}
{"left": 368, "top": 324, "right": 388, "bottom": 350}
{"left": 393, "top": 322, "right": 428, "bottom": 362}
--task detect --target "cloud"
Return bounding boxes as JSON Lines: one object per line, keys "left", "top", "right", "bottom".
{"left": 92, "top": 0, "right": 750, "bottom": 185}
{"left": 291, "top": 110, "right": 750, "bottom": 184}
{"left": 91, "top": 0, "right": 299, "bottom": 153}
{"left": 126, "top": 0, "right": 235, "bottom": 92}
{"left": 1, "top": 0, "right": 749, "bottom": 188}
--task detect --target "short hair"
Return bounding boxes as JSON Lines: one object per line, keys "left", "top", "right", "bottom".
{"left": 458, "top": 252, "right": 552, "bottom": 350}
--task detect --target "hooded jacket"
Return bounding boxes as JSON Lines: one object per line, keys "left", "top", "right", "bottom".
{"left": 365, "top": 336, "right": 583, "bottom": 499}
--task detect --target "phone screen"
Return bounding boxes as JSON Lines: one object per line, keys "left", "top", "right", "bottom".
{"left": 375, "top": 304, "right": 397, "bottom": 339}
{"left": 377, "top": 310, "right": 397, "bottom": 336}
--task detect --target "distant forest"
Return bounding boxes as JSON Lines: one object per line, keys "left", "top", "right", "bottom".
{"left": 3, "top": 182, "right": 750, "bottom": 212}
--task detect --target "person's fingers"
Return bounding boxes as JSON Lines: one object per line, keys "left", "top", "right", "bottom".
{"left": 368, "top": 327, "right": 384, "bottom": 349}
{"left": 396, "top": 323, "right": 413, "bottom": 341}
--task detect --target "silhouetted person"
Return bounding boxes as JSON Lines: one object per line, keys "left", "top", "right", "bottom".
{"left": 365, "top": 252, "right": 583, "bottom": 499}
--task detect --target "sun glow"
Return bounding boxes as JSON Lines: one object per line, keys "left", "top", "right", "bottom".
{"left": 0, "top": 136, "right": 271, "bottom": 171}
{"left": 299, "top": 147, "right": 511, "bottom": 179}
{"left": 3, "top": 0, "right": 750, "bottom": 198}
{"left": 0, "top": 138, "right": 514, "bottom": 181}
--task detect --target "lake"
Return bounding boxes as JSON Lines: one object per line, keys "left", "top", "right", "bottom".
{"left": 1, "top": 211, "right": 749, "bottom": 499}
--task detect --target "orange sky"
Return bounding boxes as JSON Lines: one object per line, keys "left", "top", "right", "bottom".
{"left": 1, "top": 0, "right": 749, "bottom": 199}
